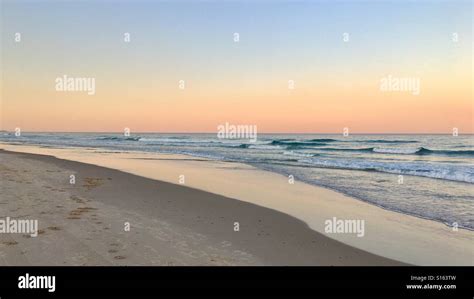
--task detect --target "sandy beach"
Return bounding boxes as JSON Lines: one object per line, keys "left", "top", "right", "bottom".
{"left": 0, "top": 148, "right": 402, "bottom": 266}
{"left": 0, "top": 143, "right": 473, "bottom": 266}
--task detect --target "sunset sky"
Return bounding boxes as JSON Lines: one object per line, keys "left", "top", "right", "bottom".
{"left": 1, "top": 0, "right": 472, "bottom": 133}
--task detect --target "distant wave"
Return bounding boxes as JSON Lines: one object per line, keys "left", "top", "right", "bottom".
{"left": 418, "top": 148, "right": 474, "bottom": 157}
{"left": 140, "top": 137, "right": 211, "bottom": 144}
{"left": 308, "top": 138, "right": 338, "bottom": 142}
{"left": 357, "top": 139, "right": 418, "bottom": 144}
{"left": 299, "top": 158, "right": 474, "bottom": 183}
{"left": 314, "top": 147, "right": 474, "bottom": 157}
{"left": 373, "top": 147, "right": 421, "bottom": 154}
{"left": 283, "top": 151, "right": 317, "bottom": 158}
{"left": 270, "top": 140, "right": 327, "bottom": 146}
{"left": 265, "top": 138, "right": 418, "bottom": 150}
{"left": 316, "top": 147, "right": 374, "bottom": 153}
{"left": 267, "top": 138, "right": 337, "bottom": 146}
{"left": 248, "top": 144, "right": 283, "bottom": 150}
{"left": 232, "top": 144, "right": 249, "bottom": 149}
{"left": 272, "top": 138, "right": 417, "bottom": 144}
{"left": 374, "top": 147, "right": 474, "bottom": 157}
{"left": 97, "top": 136, "right": 141, "bottom": 141}
{"left": 140, "top": 136, "right": 189, "bottom": 141}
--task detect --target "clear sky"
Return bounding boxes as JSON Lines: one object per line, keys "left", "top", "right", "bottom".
{"left": 1, "top": 0, "right": 472, "bottom": 133}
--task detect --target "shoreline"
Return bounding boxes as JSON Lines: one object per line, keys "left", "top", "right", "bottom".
{"left": 1, "top": 142, "right": 473, "bottom": 265}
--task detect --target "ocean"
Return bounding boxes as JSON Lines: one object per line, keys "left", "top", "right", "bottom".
{"left": 1, "top": 132, "right": 473, "bottom": 230}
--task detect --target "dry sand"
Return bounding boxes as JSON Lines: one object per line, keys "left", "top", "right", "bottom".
{"left": 0, "top": 149, "right": 400, "bottom": 266}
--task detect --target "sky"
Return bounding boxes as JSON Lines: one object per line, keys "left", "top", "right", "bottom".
{"left": 1, "top": 0, "right": 472, "bottom": 133}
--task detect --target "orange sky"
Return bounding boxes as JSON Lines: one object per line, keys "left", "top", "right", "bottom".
{"left": 1, "top": 1, "right": 472, "bottom": 134}
{"left": 2, "top": 61, "right": 472, "bottom": 134}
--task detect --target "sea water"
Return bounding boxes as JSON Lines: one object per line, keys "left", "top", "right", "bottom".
{"left": 2, "top": 133, "right": 472, "bottom": 230}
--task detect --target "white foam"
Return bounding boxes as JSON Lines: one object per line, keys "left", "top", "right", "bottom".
{"left": 373, "top": 147, "right": 421, "bottom": 154}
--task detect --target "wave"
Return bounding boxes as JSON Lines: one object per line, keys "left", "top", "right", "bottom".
{"left": 267, "top": 139, "right": 418, "bottom": 150}
{"left": 139, "top": 137, "right": 211, "bottom": 143}
{"left": 234, "top": 144, "right": 250, "bottom": 149}
{"left": 271, "top": 138, "right": 416, "bottom": 144}
{"left": 271, "top": 138, "right": 295, "bottom": 142}
{"left": 373, "top": 147, "right": 421, "bottom": 154}
{"left": 248, "top": 144, "right": 283, "bottom": 150}
{"left": 299, "top": 158, "right": 474, "bottom": 183}
{"left": 357, "top": 139, "right": 418, "bottom": 144}
{"left": 97, "top": 136, "right": 141, "bottom": 141}
{"left": 317, "top": 147, "right": 374, "bottom": 153}
{"left": 315, "top": 146, "right": 474, "bottom": 157}
{"left": 270, "top": 140, "right": 327, "bottom": 147}
{"left": 283, "top": 151, "right": 317, "bottom": 158}
{"left": 308, "top": 138, "right": 338, "bottom": 142}
{"left": 303, "top": 138, "right": 416, "bottom": 143}
{"left": 418, "top": 148, "right": 474, "bottom": 157}
{"left": 374, "top": 147, "right": 474, "bottom": 157}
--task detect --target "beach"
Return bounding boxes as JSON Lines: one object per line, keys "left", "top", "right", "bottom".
{"left": 0, "top": 148, "right": 401, "bottom": 266}
{"left": 0, "top": 143, "right": 473, "bottom": 266}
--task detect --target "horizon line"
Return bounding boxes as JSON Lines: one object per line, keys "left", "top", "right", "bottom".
{"left": 1, "top": 131, "right": 473, "bottom": 135}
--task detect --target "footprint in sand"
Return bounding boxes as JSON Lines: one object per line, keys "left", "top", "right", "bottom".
{"left": 70, "top": 195, "right": 85, "bottom": 204}
{"left": 2, "top": 241, "right": 18, "bottom": 246}
{"left": 114, "top": 256, "right": 126, "bottom": 260}
{"left": 47, "top": 226, "right": 61, "bottom": 231}
{"left": 82, "top": 177, "right": 105, "bottom": 190}
{"left": 67, "top": 206, "right": 97, "bottom": 219}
